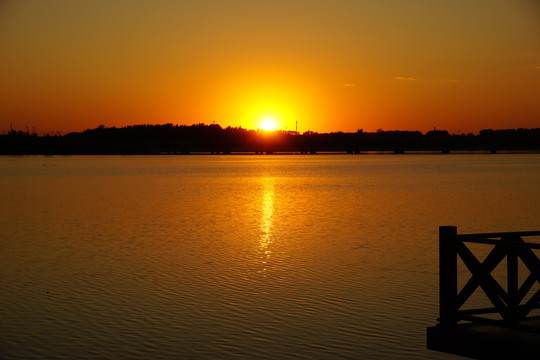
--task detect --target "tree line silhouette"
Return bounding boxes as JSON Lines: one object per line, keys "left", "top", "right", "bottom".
{"left": 1, "top": 123, "right": 540, "bottom": 155}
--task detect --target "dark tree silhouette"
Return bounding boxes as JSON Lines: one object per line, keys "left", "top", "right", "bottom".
{"left": 1, "top": 124, "right": 539, "bottom": 155}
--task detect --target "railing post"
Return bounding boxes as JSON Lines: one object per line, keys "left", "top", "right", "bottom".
{"left": 439, "top": 226, "right": 458, "bottom": 327}
{"left": 506, "top": 236, "right": 519, "bottom": 326}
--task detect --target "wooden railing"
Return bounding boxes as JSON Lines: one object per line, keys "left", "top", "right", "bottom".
{"left": 439, "top": 226, "right": 540, "bottom": 329}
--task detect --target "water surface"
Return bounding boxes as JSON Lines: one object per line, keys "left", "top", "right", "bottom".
{"left": 1, "top": 154, "right": 540, "bottom": 359}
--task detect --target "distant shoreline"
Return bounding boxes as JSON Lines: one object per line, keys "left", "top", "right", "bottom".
{"left": 2, "top": 124, "right": 539, "bottom": 155}
{"left": 3, "top": 151, "right": 540, "bottom": 157}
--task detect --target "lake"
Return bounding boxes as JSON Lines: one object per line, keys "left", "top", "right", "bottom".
{"left": 1, "top": 154, "right": 540, "bottom": 359}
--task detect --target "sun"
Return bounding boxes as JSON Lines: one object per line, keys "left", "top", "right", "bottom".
{"left": 260, "top": 116, "right": 277, "bottom": 131}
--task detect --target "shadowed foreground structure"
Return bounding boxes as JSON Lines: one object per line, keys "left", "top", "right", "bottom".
{"left": 427, "top": 226, "right": 540, "bottom": 359}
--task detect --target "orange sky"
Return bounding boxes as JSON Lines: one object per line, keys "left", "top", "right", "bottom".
{"left": 1, "top": 0, "right": 539, "bottom": 134}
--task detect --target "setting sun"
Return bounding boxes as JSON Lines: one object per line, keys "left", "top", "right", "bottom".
{"left": 260, "top": 116, "right": 278, "bottom": 131}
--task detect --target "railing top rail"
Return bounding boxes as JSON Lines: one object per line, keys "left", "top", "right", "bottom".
{"left": 457, "top": 236, "right": 540, "bottom": 249}
{"left": 459, "top": 231, "right": 540, "bottom": 238}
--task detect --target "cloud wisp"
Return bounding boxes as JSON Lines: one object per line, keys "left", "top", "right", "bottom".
{"left": 394, "top": 76, "right": 463, "bottom": 83}
{"left": 394, "top": 77, "right": 417, "bottom": 81}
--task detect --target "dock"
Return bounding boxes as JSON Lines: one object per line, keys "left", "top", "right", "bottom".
{"left": 427, "top": 226, "right": 540, "bottom": 359}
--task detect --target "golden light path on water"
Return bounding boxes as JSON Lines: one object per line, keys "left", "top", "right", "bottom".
{"left": 260, "top": 177, "right": 275, "bottom": 270}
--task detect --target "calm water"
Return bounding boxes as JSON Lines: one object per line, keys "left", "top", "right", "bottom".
{"left": 1, "top": 154, "right": 540, "bottom": 359}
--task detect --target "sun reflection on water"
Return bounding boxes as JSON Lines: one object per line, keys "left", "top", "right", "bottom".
{"left": 260, "top": 178, "right": 275, "bottom": 269}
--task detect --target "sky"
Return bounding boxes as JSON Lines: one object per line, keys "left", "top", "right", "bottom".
{"left": 1, "top": 0, "right": 539, "bottom": 134}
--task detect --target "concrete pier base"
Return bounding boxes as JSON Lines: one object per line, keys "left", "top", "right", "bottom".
{"left": 427, "top": 317, "right": 540, "bottom": 359}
